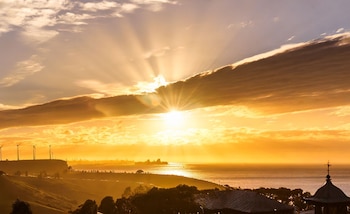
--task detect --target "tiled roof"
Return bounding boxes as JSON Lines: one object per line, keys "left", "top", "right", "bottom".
{"left": 195, "top": 190, "right": 293, "bottom": 213}
{"left": 305, "top": 175, "right": 350, "bottom": 204}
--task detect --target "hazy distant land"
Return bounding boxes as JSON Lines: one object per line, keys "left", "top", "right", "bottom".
{"left": 0, "top": 159, "right": 223, "bottom": 214}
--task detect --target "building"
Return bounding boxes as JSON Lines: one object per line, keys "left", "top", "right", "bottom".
{"left": 195, "top": 189, "right": 294, "bottom": 214}
{"left": 304, "top": 166, "right": 350, "bottom": 214}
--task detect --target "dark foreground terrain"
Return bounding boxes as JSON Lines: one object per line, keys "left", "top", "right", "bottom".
{"left": 0, "top": 170, "right": 223, "bottom": 213}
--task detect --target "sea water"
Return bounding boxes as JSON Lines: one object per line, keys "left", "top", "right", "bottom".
{"left": 182, "top": 164, "right": 350, "bottom": 194}
{"left": 72, "top": 163, "right": 350, "bottom": 195}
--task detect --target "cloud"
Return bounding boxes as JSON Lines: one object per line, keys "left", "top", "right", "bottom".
{"left": 133, "top": 75, "right": 168, "bottom": 93}
{"left": 76, "top": 80, "right": 127, "bottom": 97}
{"left": 144, "top": 46, "right": 171, "bottom": 58}
{"left": 337, "top": 28, "right": 345, "bottom": 33}
{"left": 3, "top": 119, "right": 350, "bottom": 163}
{"left": 0, "top": 0, "right": 71, "bottom": 42}
{"left": 240, "top": 20, "right": 253, "bottom": 28}
{"left": 76, "top": 75, "right": 168, "bottom": 96}
{"left": 330, "top": 106, "right": 350, "bottom": 117}
{"left": 157, "top": 34, "right": 350, "bottom": 115}
{"left": 58, "top": 12, "right": 93, "bottom": 25}
{"left": 22, "top": 27, "right": 59, "bottom": 44}
{"left": 120, "top": 3, "right": 140, "bottom": 12}
{"left": 79, "top": 0, "right": 120, "bottom": 12}
{"left": 287, "top": 36, "right": 295, "bottom": 41}
{"left": 131, "top": 0, "right": 178, "bottom": 11}
{"left": 0, "top": 0, "right": 179, "bottom": 42}
{"left": 113, "top": 3, "right": 140, "bottom": 17}
{"left": 227, "top": 20, "right": 254, "bottom": 30}
{"left": 0, "top": 55, "right": 44, "bottom": 87}
{"left": 1, "top": 34, "right": 350, "bottom": 128}
{"left": 0, "top": 103, "right": 20, "bottom": 111}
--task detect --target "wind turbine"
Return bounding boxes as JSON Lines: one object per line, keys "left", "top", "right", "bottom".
{"left": 49, "top": 145, "right": 52, "bottom": 160}
{"left": 17, "top": 144, "right": 20, "bottom": 161}
{"left": 33, "top": 145, "right": 36, "bottom": 160}
{"left": 0, "top": 145, "right": 3, "bottom": 161}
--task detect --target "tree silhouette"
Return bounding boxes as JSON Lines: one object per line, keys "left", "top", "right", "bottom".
{"left": 10, "top": 199, "right": 32, "bottom": 214}
{"left": 253, "top": 187, "right": 312, "bottom": 211}
{"left": 98, "top": 196, "right": 116, "bottom": 214}
{"left": 130, "top": 185, "right": 200, "bottom": 214}
{"left": 115, "top": 197, "right": 138, "bottom": 214}
{"left": 122, "top": 187, "right": 132, "bottom": 198}
{"left": 70, "top": 199, "right": 97, "bottom": 214}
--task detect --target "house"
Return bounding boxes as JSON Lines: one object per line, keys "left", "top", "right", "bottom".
{"left": 195, "top": 189, "right": 294, "bottom": 214}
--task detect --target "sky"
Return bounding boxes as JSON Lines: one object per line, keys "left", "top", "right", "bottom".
{"left": 1, "top": 0, "right": 350, "bottom": 164}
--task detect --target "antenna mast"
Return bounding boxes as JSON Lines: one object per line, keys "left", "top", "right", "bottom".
{"left": 0, "top": 145, "right": 3, "bottom": 161}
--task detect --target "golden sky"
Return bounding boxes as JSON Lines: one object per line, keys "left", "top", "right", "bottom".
{"left": 1, "top": 1, "right": 350, "bottom": 163}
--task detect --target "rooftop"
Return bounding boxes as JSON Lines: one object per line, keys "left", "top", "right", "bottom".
{"left": 195, "top": 189, "right": 294, "bottom": 213}
{"left": 305, "top": 164, "right": 350, "bottom": 205}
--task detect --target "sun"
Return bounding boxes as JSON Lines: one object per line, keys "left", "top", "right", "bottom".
{"left": 162, "top": 110, "right": 185, "bottom": 127}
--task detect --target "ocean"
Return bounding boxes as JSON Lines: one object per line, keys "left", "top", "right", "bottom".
{"left": 71, "top": 163, "right": 350, "bottom": 195}
{"left": 182, "top": 164, "right": 350, "bottom": 194}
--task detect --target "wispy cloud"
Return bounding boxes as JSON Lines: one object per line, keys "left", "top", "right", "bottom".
{"left": 227, "top": 20, "right": 254, "bottom": 30}
{"left": 0, "top": 0, "right": 178, "bottom": 42}
{"left": 0, "top": 55, "right": 44, "bottom": 87}
{"left": 287, "top": 35, "right": 295, "bottom": 41}
{"left": 0, "top": 103, "right": 20, "bottom": 111}
{"left": 145, "top": 46, "right": 171, "bottom": 58}
{"left": 133, "top": 75, "right": 168, "bottom": 93}
{"left": 113, "top": 3, "right": 140, "bottom": 17}
{"left": 58, "top": 12, "right": 93, "bottom": 26}
{"left": 0, "top": 0, "right": 71, "bottom": 42}
{"left": 76, "top": 75, "right": 168, "bottom": 96}
{"left": 75, "top": 80, "right": 127, "bottom": 97}
{"left": 331, "top": 106, "right": 350, "bottom": 117}
{"left": 131, "top": 0, "right": 178, "bottom": 11}
{"left": 79, "top": 0, "right": 120, "bottom": 12}
{"left": 337, "top": 27, "right": 345, "bottom": 33}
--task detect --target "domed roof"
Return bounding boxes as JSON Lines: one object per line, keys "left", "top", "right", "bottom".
{"left": 305, "top": 175, "right": 350, "bottom": 204}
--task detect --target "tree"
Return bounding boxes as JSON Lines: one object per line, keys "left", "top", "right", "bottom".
{"left": 115, "top": 197, "right": 138, "bottom": 214}
{"left": 122, "top": 187, "right": 132, "bottom": 198}
{"left": 98, "top": 196, "right": 116, "bottom": 214}
{"left": 253, "top": 187, "right": 312, "bottom": 211}
{"left": 10, "top": 199, "right": 32, "bottom": 214}
{"left": 130, "top": 185, "right": 200, "bottom": 214}
{"left": 70, "top": 199, "right": 97, "bottom": 214}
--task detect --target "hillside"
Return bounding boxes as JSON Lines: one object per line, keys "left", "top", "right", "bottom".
{"left": 0, "top": 171, "right": 223, "bottom": 214}
{"left": 0, "top": 159, "right": 68, "bottom": 176}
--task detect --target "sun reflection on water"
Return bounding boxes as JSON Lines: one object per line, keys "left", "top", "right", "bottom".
{"left": 157, "top": 163, "right": 193, "bottom": 177}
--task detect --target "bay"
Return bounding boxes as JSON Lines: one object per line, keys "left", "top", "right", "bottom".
{"left": 71, "top": 162, "right": 350, "bottom": 195}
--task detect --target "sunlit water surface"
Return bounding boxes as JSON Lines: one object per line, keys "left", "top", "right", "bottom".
{"left": 72, "top": 163, "right": 350, "bottom": 194}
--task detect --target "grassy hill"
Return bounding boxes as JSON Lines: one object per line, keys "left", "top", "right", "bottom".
{"left": 0, "top": 171, "right": 223, "bottom": 214}
{"left": 0, "top": 159, "right": 68, "bottom": 176}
